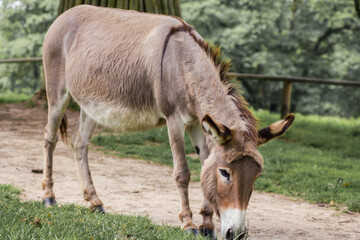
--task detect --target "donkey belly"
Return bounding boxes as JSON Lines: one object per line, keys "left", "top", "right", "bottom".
{"left": 81, "top": 102, "right": 164, "bottom": 131}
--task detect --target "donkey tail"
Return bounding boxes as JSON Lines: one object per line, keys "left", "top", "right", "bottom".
{"left": 59, "top": 114, "right": 68, "bottom": 144}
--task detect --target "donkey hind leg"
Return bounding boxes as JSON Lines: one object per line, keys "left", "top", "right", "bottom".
{"left": 42, "top": 93, "right": 71, "bottom": 207}
{"left": 71, "top": 110, "right": 104, "bottom": 213}
{"left": 167, "top": 116, "right": 198, "bottom": 235}
{"left": 187, "top": 123, "right": 215, "bottom": 238}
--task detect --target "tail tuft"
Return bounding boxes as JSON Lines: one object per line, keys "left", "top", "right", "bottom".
{"left": 59, "top": 114, "right": 68, "bottom": 144}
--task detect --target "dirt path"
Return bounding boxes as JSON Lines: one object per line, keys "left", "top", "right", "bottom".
{"left": 0, "top": 103, "right": 359, "bottom": 240}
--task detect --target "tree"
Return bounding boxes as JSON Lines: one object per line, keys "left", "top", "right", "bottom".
{"left": 355, "top": 0, "right": 360, "bottom": 19}
{"left": 182, "top": 0, "right": 360, "bottom": 117}
{"left": 0, "top": 0, "right": 58, "bottom": 94}
{"left": 57, "top": 0, "right": 181, "bottom": 16}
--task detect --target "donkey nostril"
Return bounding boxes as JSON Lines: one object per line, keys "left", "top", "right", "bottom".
{"left": 226, "top": 229, "right": 234, "bottom": 239}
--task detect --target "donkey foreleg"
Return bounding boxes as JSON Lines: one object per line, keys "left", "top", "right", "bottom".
{"left": 71, "top": 110, "right": 104, "bottom": 212}
{"left": 167, "top": 116, "right": 197, "bottom": 233}
{"left": 187, "top": 124, "right": 215, "bottom": 238}
{"left": 199, "top": 199, "right": 216, "bottom": 238}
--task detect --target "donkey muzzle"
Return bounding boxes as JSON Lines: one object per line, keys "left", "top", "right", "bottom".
{"left": 220, "top": 208, "right": 247, "bottom": 239}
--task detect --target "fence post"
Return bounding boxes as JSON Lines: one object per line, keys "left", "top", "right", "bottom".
{"left": 281, "top": 81, "right": 292, "bottom": 118}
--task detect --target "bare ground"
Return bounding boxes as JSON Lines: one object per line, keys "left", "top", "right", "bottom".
{"left": 0, "top": 103, "right": 359, "bottom": 240}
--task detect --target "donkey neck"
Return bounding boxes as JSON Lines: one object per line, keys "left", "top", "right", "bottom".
{"left": 164, "top": 30, "right": 256, "bottom": 140}
{"left": 186, "top": 58, "right": 246, "bottom": 132}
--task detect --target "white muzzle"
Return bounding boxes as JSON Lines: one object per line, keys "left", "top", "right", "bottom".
{"left": 220, "top": 208, "right": 247, "bottom": 239}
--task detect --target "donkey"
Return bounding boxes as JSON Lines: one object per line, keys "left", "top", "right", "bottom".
{"left": 42, "top": 5, "right": 294, "bottom": 239}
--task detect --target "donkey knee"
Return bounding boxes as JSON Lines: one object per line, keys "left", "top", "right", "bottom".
{"left": 71, "top": 130, "right": 91, "bottom": 152}
{"left": 72, "top": 138, "right": 90, "bottom": 154}
{"left": 173, "top": 168, "right": 191, "bottom": 187}
{"left": 70, "top": 131, "right": 82, "bottom": 150}
{"left": 200, "top": 202, "right": 214, "bottom": 217}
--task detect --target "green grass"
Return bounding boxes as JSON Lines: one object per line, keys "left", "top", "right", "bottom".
{"left": 92, "top": 127, "right": 202, "bottom": 181}
{"left": 0, "top": 184, "right": 201, "bottom": 240}
{"left": 255, "top": 110, "right": 360, "bottom": 212}
{"left": 0, "top": 92, "right": 31, "bottom": 103}
{"left": 92, "top": 110, "right": 360, "bottom": 212}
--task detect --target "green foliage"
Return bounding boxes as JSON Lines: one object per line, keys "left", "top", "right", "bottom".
{"left": 0, "top": 184, "right": 201, "bottom": 240}
{"left": 0, "top": 91, "right": 30, "bottom": 103}
{"left": 92, "top": 110, "right": 360, "bottom": 211}
{"left": 256, "top": 110, "right": 360, "bottom": 211}
{"left": 0, "top": 0, "right": 58, "bottom": 94}
{"left": 181, "top": 0, "right": 360, "bottom": 117}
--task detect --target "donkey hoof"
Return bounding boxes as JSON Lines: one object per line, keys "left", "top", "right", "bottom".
{"left": 200, "top": 228, "right": 217, "bottom": 239}
{"left": 91, "top": 206, "right": 105, "bottom": 214}
{"left": 43, "top": 198, "right": 56, "bottom": 207}
{"left": 186, "top": 228, "right": 199, "bottom": 237}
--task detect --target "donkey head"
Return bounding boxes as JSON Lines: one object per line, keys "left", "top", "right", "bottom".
{"left": 201, "top": 114, "right": 294, "bottom": 239}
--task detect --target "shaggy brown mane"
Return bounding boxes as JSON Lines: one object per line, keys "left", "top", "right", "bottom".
{"left": 162, "top": 20, "right": 259, "bottom": 142}
{"left": 186, "top": 31, "right": 259, "bottom": 142}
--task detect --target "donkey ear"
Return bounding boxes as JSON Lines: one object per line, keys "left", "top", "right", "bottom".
{"left": 258, "top": 113, "right": 295, "bottom": 146}
{"left": 202, "top": 115, "right": 232, "bottom": 144}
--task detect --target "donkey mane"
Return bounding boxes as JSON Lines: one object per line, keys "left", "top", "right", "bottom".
{"left": 193, "top": 40, "right": 259, "bottom": 142}
{"left": 162, "top": 19, "right": 259, "bottom": 143}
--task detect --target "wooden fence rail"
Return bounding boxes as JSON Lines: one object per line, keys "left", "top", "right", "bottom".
{"left": 1, "top": 58, "right": 359, "bottom": 118}
{"left": 230, "top": 73, "right": 360, "bottom": 118}
{"left": 229, "top": 73, "right": 360, "bottom": 87}
{"left": 0, "top": 57, "right": 42, "bottom": 64}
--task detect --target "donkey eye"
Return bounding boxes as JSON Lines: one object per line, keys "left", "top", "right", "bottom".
{"left": 219, "top": 169, "right": 230, "bottom": 180}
